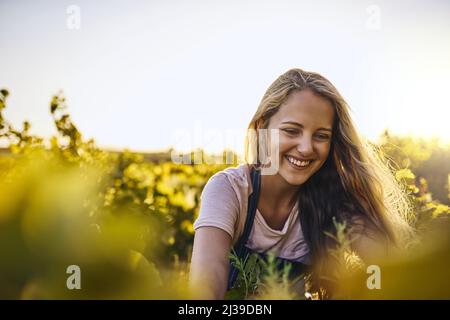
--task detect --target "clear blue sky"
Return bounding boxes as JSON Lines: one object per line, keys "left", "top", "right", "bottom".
{"left": 1, "top": 0, "right": 449, "bottom": 154}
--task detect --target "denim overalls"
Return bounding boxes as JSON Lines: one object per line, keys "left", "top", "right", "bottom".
{"left": 227, "top": 165, "right": 311, "bottom": 293}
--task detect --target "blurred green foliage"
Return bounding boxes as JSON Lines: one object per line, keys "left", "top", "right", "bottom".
{"left": 379, "top": 129, "right": 450, "bottom": 205}
{"left": 0, "top": 90, "right": 230, "bottom": 299}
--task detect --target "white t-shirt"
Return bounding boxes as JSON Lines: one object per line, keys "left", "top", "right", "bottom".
{"left": 193, "top": 164, "right": 311, "bottom": 263}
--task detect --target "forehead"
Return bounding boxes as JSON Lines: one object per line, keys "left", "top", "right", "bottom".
{"left": 269, "top": 89, "right": 335, "bottom": 128}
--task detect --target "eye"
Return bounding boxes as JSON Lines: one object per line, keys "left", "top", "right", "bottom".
{"left": 282, "top": 128, "right": 299, "bottom": 135}
{"left": 315, "top": 133, "right": 331, "bottom": 140}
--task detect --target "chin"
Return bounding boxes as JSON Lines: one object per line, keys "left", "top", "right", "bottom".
{"left": 283, "top": 172, "right": 310, "bottom": 186}
{"left": 282, "top": 175, "right": 308, "bottom": 186}
{"left": 279, "top": 158, "right": 315, "bottom": 186}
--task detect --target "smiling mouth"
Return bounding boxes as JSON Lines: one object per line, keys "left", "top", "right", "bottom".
{"left": 285, "top": 155, "right": 313, "bottom": 169}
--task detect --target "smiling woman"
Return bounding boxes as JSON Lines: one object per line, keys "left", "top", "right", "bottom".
{"left": 189, "top": 68, "right": 415, "bottom": 300}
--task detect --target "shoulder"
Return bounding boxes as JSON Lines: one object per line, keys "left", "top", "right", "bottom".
{"left": 195, "top": 164, "right": 252, "bottom": 241}
{"left": 218, "top": 163, "right": 252, "bottom": 186}
{"left": 202, "top": 164, "right": 252, "bottom": 196}
{"left": 347, "top": 215, "right": 384, "bottom": 239}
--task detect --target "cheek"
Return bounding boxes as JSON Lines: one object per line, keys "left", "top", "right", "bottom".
{"left": 277, "top": 134, "right": 291, "bottom": 146}
{"left": 275, "top": 137, "right": 292, "bottom": 155}
{"left": 321, "top": 143, "right": 332, "bottom": 158}
{"left": 316, "top": 143, "right": 332, "bottom": 165}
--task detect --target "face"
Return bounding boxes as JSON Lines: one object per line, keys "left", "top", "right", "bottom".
{"left": 265, "top": 89, "right": 335, "bottom": 186}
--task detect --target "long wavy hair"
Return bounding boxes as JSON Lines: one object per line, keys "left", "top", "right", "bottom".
{"left": 244, "top": 68, "right": 415, "bottom": 292}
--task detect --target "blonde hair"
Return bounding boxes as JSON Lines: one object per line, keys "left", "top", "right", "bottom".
{"left": 244, "top": 68, "right": 414, "bottom": 250}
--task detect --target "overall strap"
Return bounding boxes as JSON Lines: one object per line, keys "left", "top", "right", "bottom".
{"left": 227, "top": 165, "right": 261, "bottom": 289}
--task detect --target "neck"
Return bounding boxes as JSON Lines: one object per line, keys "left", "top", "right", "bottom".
{"left": 259, "top": 173, "right": 300, "bottom": 211}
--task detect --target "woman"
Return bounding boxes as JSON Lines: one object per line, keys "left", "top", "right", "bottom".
{"left": 189, "top": 68, "right": 414, "bottom": 299}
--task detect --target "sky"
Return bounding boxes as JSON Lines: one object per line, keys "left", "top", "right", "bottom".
{"left": 1, "top": 0, "right": 450, "bottom": 154}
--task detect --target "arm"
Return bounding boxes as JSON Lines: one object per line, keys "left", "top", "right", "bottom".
{"left": 189, "top": 172, "right": 240, "bottom": 299}
{"left": 349, "top": 216, "right": 390, "bottom": 265}
{"left": 189, "top": 226, "right": 232, "bottom": 300}
{"left": 350, "top": 231, "right": 389, "bottom": 265}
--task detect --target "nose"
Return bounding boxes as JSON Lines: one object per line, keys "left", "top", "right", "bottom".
{"left": 296, "top": 135, "right": 314, "bottom": 156}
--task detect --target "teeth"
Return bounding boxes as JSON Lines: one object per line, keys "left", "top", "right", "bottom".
{"left": 286, "top": 156, "right": 311, "bottom": 168}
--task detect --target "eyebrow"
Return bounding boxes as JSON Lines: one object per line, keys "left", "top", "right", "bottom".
{"left": 281, "top": 121, "right": 333, "bottom": 132}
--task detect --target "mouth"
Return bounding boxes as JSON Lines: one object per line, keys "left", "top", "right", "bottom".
{"left": 284, "top": 155, "right": 314, "bottom": 170}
